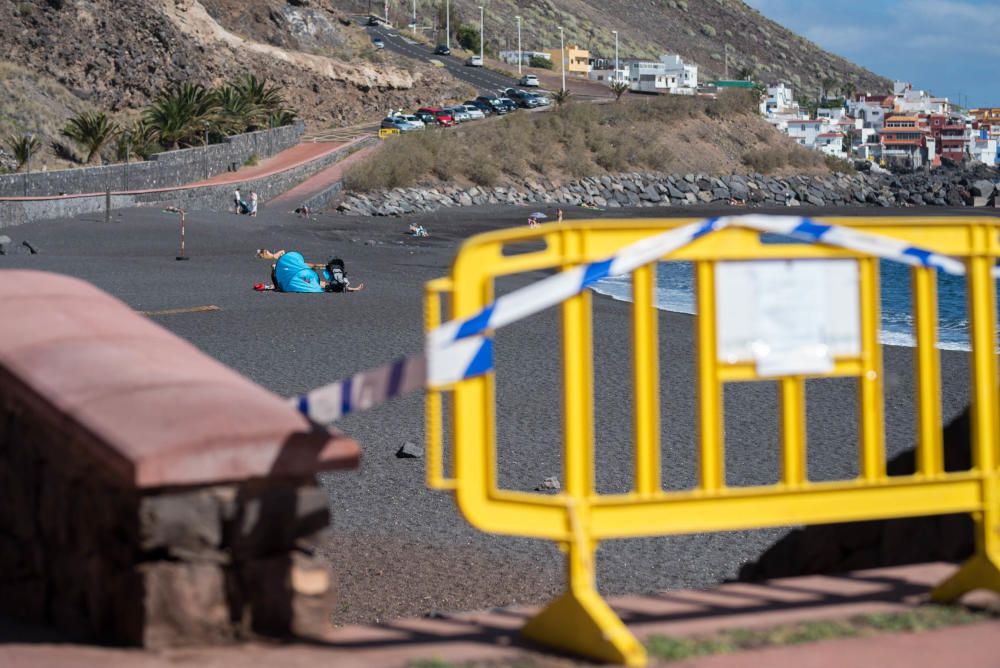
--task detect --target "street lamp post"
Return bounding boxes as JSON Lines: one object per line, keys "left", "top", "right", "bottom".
{"left": 445, "top": 0, "right": 450, "bottom": 50}
{"left": 202, "top": 122, "right": 210, "bottom": 179}
{"left": 412, "top": 0, "right": 416, "bottom": 34}
{"left": 516, "top": 15, "right": 522, "bottom": 75}
{"left": 558, "top": 25, "right": 566, "bottom": 93}
{"left": 612, "top": 29, "right": 618, "bottom": 82}
{"left": 124, "top": 131, "right": 131, "bottom": 192}
{"left": 24, "top": 132, "right": 33, "bottom": 197}
{"left": 478, "top": 6, "right": 484, "bottom": 63}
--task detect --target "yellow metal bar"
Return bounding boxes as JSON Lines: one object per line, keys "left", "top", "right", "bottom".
{"left": 587, "top": 475, "right": 983, "bottom": 539}
{"left": 911, "top": 267, "right": 943, "bottom": 478}
{"left": 966, "top": 237, "right": 1000, "bottom": 553}
{"left": 631, "top": 263, "right": 661, "bottom": 497}
{"left": 424, "top": 278, "right": 456, "bottom": 490}
{"left": 857, "top": 257, "right": 886, "bottom": 482}
{"left": 779, "top": 377, "right": 807, "bottom": 488}
{"left": 719, "top": 358, "right": 865, "bottom": 382}
{"left": 562, "top": 230, "right": 596, "bottom": 500}
{"left": 696, "top": 260, "right": 724, "bottom": 492}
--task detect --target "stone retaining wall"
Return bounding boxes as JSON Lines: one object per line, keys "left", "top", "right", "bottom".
{"left": 0, "top": 123, "right": 304, "bottom": 198}
{"left": 0, "top": 138, "right": 373, "bottom": 228}
{"left": 336, "top": 168, "right": 1000, "bottom": 216}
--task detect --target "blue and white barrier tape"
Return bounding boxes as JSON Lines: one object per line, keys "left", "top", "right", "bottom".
{"left": 293, "top": 215, "right": 971, "bottom": 425}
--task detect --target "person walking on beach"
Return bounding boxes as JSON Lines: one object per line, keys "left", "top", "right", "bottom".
{"left": 249, "top": 192, "right": 258, "bottom": 217}
{"left": 557, "top": 208, "right": 564, "bottom": 223}
{"left": 234, "top": 188, "right": 241, "bottom": 214}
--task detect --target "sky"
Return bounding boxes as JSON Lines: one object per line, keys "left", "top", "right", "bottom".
{"left": 743, "top": 0, "right": 1000, "bottom": 108}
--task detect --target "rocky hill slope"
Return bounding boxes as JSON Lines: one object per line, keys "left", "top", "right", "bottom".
{"left": 345, "top": 0, "right": 889, "bottom": 96}
{"left": 0, "top": 0, "right": 471, "bottom": 168}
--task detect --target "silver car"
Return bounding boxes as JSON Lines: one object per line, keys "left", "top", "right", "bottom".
{"left": 445, "top": 105, "right": 471, "bottom": 122}
{"left": 462, "top": 104, "right": 486, "bottom": 120}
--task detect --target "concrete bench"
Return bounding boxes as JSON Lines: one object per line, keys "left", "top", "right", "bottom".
{"left": 0, "top": 270, "right": 360, "bottom": 647}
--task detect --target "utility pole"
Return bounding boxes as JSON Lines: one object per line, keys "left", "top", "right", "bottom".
{"left": 479, "top": 5, "right": 484, "bottom": 62}
{"left": 24, "top": 132, "right": 33, "bottom": 197}
{"left": 446, "top": 0, "right": 450, "bottom": 50}
{"left": 516, "top": 15, "right": 522, "bottom": 75}
{"left": 412, "top": 0, "right": 416, "bottom": 34}
{"left": 612, "top": 29, "right": 618, "bottom": 82}
{"left": 559, "top": 25, "right": 566, "bottom": 93}
{"left": 724, "top": 43, "right": 729, "bottom": 80}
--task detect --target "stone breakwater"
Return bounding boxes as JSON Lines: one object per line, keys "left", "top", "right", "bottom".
{"left": 335, "top": 169, "right": 1000, "bottom": 216}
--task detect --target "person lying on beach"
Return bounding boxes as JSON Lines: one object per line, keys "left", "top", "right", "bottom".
{"left": 408, "top": 223, "right": 429, "bottom": 237}
{"left": 268, "top": 251, "right": 364, "bottom": 293}
{"left": 257, "top": 248, "right": 286, "bottom": 260}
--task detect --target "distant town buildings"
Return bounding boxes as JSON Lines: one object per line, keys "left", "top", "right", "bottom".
{"left": 544, "top": 45, "right": 590, "bottom": 76}
{"left": 615, "top": 54, "right": 698, "bottom": 94}
{"left": 759, "top": 78, "right": 998, "bottom": 170}
{"left": 498, "top": 50, "right": 551, "bottom": 66}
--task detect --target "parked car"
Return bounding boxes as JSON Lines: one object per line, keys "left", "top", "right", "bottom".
{"left": 466, "top": 99, "right": 493, "bottom": 116}
{"left": 413, "top": 110, "right": 437, "bottom": 124}
{"left": 497, "top": 97, "right": 519, "bottom": 113}
{"left": 434, "top": 44, "right": 451, "bottom": 56}
{"left": 506, "top": 90, "right": 542, "bottom": 108}
{"left": 366, "top": 15, "right": 380, "bottom": 26}
{"left": 380, "top": 116, "right": 418, "bottom": 132}
{"left": 392, "top": 112, "right": 425, "bottom": 129}
{"left": 519, "top": 74, "right": 540, "bottom": 87}
{"left": 475, "top": 96, "right": 507, "bottom": 114}
{"left": 372, "top": 37, "right": 385, "bottom": 49}
{"left": 417, "top": 107, "right": 456, "bottom": 126}
{"left": 462, "top": 104, "right": 486, "bottom": 120}
{"left": 465, "top": 55, "right": 484, "bottom": 67}
{"left": 445, "top": 105, "right": 471, "bottom": 122}
{"left": 532, "top": 93, "right": 552, "bottom": 106}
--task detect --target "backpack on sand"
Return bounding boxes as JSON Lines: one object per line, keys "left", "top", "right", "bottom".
{"left": 324, "top": 258, "right": 349, "bottom": 292}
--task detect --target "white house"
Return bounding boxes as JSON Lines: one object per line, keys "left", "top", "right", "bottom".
{"left": 970, "top": 136, "right": 999, "bottom": 165}
{"left": 815, "top": 132, "right": 847, "bottom": 158}
{"left": 499, "top": 50, "right": 550, "bottom": 66}
{"left": 626, "top": 60, "right": 676, "bottom": 93}
{"left": 892, "top": 80, "right": 950, "bottom": 115}
{"left": 589, "top": 68, "right": 628, "bottom": 84}
{"left": 785, "top": 119, "right": 827, "bottom": 149}
{"left": 659, "top": 54, "right": 698, "bottom": 92}
{"left": 763, "top": 83, "right": 798, "bottom": 115}
{"left": 818, "top": 106, "right": 847, "bottom": 121}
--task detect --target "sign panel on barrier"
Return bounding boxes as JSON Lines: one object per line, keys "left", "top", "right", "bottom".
{"left": 715, "top": 259, "right": 861, "bottom": 376}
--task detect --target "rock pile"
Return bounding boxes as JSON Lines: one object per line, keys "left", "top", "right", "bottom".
{"left": 336, "top": 167, "right": 1000, "bottom": 216}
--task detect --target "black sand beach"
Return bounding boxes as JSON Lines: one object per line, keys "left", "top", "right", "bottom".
{"left": 1, "top": 204, "right": 988, "bottom": 624}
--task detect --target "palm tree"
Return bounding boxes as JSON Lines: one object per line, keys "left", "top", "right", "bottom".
{"left": 142, "top": 82, "right": 220, "bottom": 149}
{"left": 610, "top": 80, "right": 629, "bottom": 102}
{"left": 736, "top": 65, "right": 756, "bottom": 82}
{"left": 267, "top": 109, "right": 298, "bottom": 128}
{"left": 553, "top": 88, "right": 573, "bottom": 107}
{"left": 233, "top": 74, "right": 286, "bottom": 130}
{"left": 842, "top": 81, "right": 857, "bottom": 104}
{"left": 61, "top": 112, "right": 119, "bottom": 164}
{"left": 115, "top": 120, "right": 159, "bottom": 161}
{"left": 216, "top": 84, "right": 264, "bottom": 135}
{"left": 6, "top": 133, "right": 42, "bottom": 171}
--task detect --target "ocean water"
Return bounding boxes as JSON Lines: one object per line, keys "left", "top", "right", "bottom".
{"left": 591, "top": 259, "right": 994, "bottom": 353}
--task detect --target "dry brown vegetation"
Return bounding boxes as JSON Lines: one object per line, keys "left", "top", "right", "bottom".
{"left": 345, "top": 91, "right": 830, "bottom": 192}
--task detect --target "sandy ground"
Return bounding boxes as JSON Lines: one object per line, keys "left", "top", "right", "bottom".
{"left": 0, "top": 203, "right": 990, "bottom": 625}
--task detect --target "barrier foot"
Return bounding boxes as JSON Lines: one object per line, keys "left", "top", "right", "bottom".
{"left": 931, "top": 554, "right": 1000, "bottom": 602}
{"left": 521, "top": 586, "right": 647, "bottom": 667}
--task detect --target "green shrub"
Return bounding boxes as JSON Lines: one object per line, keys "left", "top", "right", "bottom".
{"left": 700, "top": 24, "right": 717, "bottom": 37}
{"left": 244, "top": 152, "right": 259, "bottom": 166}
{"left": 529, "top": 55, "right": 553, "bottom": 69}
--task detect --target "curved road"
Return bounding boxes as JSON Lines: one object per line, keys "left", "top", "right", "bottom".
{"left": 365, "top": 23, "right": 524, "bottom": 95}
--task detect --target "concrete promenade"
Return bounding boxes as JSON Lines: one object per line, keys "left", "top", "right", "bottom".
{"left": 3, "top": 563, "right": 997, "bottom": 667}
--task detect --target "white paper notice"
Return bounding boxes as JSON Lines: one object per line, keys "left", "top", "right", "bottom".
{"left": 716, "top": 260, "right": 861, "bottom": 377}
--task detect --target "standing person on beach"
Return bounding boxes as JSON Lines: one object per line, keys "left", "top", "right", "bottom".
{"left": 557, "top": 208, "right": 564, "bottom": 223}
{"left": 234, "top": 188, "right": 241, "bottom": 214}
{"left": 249, "top": 192, "right": 258, "bottom": 217}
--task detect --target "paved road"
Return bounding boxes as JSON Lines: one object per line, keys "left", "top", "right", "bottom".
{"left": 365, "top": 23, "right": 524, "bottom": 96}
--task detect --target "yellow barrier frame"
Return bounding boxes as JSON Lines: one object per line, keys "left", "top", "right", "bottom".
{"left": 378, "top": 127, "right": 400, "bottom": 139}
{"left": 425, "top": 216, "right": 1000, "bottom": 666}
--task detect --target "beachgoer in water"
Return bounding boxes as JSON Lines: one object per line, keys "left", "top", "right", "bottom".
{"left": 234, "top": 188, "right": 241, "bottom": 214}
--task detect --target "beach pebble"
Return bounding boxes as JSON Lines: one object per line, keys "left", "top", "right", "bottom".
{"left": 396, "top": 441, "right": 424, "bottom": 459}
{"left": 535, "top": 476, "right": 560, "bottom": 493}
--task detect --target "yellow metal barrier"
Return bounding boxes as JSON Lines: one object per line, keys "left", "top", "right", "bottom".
{"left": 425, "top": 216, "right": 1000, "bottom": 666}
{"left": 378, "top": 127, "right": 400, "bottom": 139}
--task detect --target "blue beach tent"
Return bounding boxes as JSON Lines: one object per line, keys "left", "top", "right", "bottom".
{"left": 274, "top": 251, "right": 324, "bottom": 293}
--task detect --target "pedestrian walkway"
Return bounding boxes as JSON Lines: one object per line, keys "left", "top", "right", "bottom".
{"left": 267, "top": 143, "right": 378, "bottom": 209}
{"left": 4, "top": 562, "right": 997, "bottom": 667}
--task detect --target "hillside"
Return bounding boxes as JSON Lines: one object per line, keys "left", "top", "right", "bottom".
{"left": 342, "top": 0, "right": 889, "bottom": 97}
{"left": 0, "top": 0, "right": 472, "bottom": 169}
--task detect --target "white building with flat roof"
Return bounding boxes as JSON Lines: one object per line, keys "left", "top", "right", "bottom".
{"left": 659, "top": 54, "right": 698, "bottom": 92}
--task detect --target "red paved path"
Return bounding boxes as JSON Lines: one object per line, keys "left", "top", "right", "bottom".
{"left": 4, "top": 562, "right": 999, "bottom": 667}
{"left": 267, "top": 143, "right": 379, "bottom": 210}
